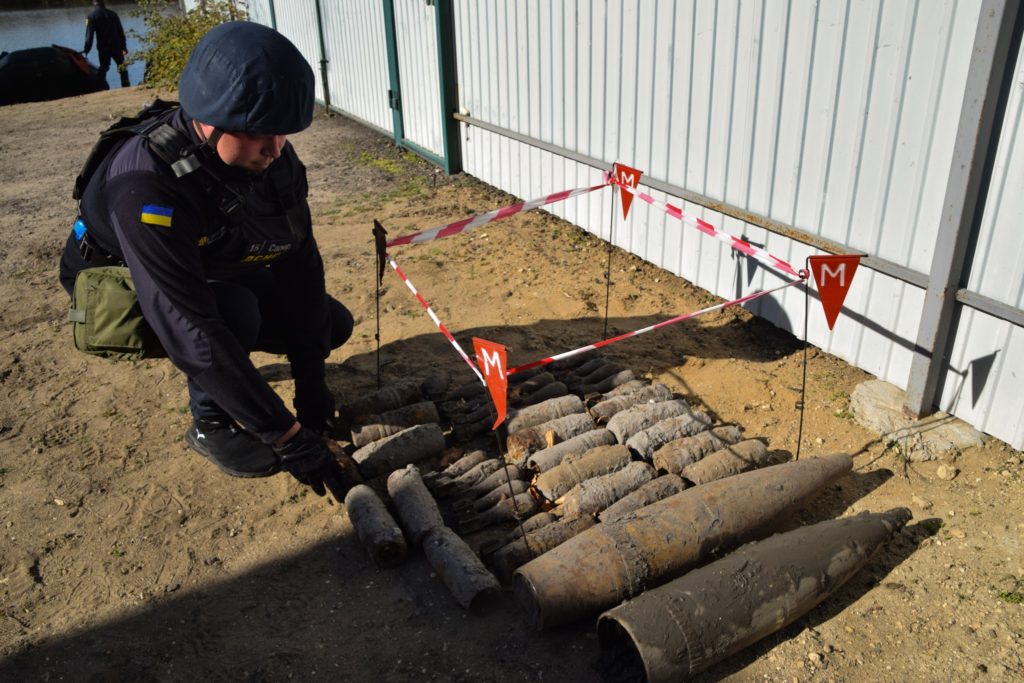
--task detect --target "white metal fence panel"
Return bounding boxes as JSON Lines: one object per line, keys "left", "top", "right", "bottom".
{"left": 269, "top": 2, "right": 324, "bottom": 105}
{"left": 246, "top": 0, "right": 274, "bottom": 27}
{"left": 452, "top": 0, "right": 992, "bottom": 411}
{"left": 393, "top": 0, "right": 443, "bottom": 156}
{"left": 320, "top": 0, "right": 393, "bottom": 133}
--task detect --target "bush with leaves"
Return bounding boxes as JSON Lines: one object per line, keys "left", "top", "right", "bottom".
{"left": 129, "top": 0, "right": 248, "bottom": 89}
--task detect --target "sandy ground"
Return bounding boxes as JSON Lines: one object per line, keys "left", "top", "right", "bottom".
{"left": 0, "top": 87, "right": 1022, "bottom": 682}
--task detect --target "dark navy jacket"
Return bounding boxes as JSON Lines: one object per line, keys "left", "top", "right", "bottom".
{"left": 60, "top": 108, "right": 330, "bottom": 443}
{"left": 83, "top": 5, "right": 127, "bottom": 56}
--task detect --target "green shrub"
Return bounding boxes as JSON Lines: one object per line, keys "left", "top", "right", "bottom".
{"left": 129, "top": 0, "right": 248, "bottom": 89}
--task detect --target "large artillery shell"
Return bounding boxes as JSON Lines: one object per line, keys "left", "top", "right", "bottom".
{"left": 589, "top": 383, "right": 675, "bottom": 423}
{"left": 517, "top": 381, "right": 569, "bottom": 408}
{"left": 534, "top": 444, "right": 632, "bottom": 502}
{"left": 506, "top": 413, "right": 597, "bottom": 466}
{"left": 556, "top": 460, "right": 656, "bottom": 518}
{"left": 351, "top": 423, "right": 445, "bottom": 479}
{"left": 514, "top": 453, "right": 853, "bottom": 629}
{"left": 606, "top": 399, "right": 691, "bottom": 443}
{"left": 506, "top": 395, "right": 585, "bottom": 434}
{"left": 598, "top": 474, "right": 688, "bottom": 523}
{"left": 625, "top": 410, "right": 713, "bottom": 461}
{"left": 344, "top": 484, "right": 407, "bottom": 567}
{"left": 680, "top": 439, "right": 771, "bottom": 485}
{"left": 386, "top": 465, "right": 444, "bottom": 545}
{"left": 525, "top": 429, "right": 618, "bottom": 473}
{"left": 422, "top": 526, "right": 501, "bottom": 613}
{"left": 350, "top": 400, "right": 440, "bottom": 447}
{"left": 490, "top": 515, "right": 597, "bottom": 583}
{"left": 343, "top": 381, "right": 421, "bottom": 420}
{"left": 576, "top": 369, "right": 637, "bottom": 395}
{"left": 597, "top": 508, "right": 912, "bottom": 682}
{"left": 652, "top": 425, "right": 743, "bottom": 474}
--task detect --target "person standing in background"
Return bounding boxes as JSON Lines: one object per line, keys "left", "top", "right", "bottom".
{"left": 83, "top": 0, "right": 130, "bottom": 88}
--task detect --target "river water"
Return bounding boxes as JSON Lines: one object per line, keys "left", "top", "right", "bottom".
{"left": 0, "top": 2, "right": 157, "bottom": 89}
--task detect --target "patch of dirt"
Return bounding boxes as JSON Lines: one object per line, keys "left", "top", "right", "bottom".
{"left": 0, "top": 87, "right": 1021, "bottom": 681}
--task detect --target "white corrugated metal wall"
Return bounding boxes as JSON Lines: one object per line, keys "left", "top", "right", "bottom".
{"left": 945, "top": 34, "right": 1024, "bottom": 447}
{"left": 176, "top": 1, "right": 1023, "bottom": 449}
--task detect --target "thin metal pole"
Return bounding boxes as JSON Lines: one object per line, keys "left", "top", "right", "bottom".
{"left": 603, "top": 186, "right": 616, "bottom": 338}
{"left": 796, "top": 259, "right": 811, "bottom": 461}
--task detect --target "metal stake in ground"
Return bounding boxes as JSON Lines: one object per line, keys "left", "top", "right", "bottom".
{"left": 372, "top": 220, "right": 388, "bottom": 390}
{"left": 796, "top": 258, "right": 811, "bottom": 461}
{"left": 603, "top": 181, "right": 616, "bottom": 338}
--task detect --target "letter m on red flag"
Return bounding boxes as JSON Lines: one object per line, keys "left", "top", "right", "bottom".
{"left": 472, "top": 337, "right": 508, "bottom": 430}
{"left": 612, "top": 162, "right": 643, "bottom": 220}
{"left": 809, "top": 255, "right": 862, "bottom": 330}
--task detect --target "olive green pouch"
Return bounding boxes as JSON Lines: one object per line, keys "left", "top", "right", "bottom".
{"left": 68, "top": 266, "right": 165, "bottom": 360}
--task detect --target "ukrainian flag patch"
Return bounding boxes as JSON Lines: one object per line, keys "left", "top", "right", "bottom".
{"left": 141, "top": 204, "right": 173, "bottom": 228}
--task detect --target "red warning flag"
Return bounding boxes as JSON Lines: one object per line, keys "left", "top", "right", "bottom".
{"left": 472, "top": 337, "right": 508, "bottom": 430}
{"left": 809, "top": 255, "right": 862, "bottom": 330}
{"left": 612, "top": 163, "right": 643, "bottom": 220}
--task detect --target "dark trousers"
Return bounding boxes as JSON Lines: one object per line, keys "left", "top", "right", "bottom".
{"left": 188, "top": 269, "right": 354, "bottom": 422}
{"left": 98, "top": 50, "right": 130, "bottom": 88}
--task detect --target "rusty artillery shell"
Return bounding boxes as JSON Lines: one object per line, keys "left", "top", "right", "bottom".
{"left": 506, "top": 395, "right": 585, "bottom": 434}
{"left": 517, "top": 381, "right": 569, "bottom": 408}
{"left": 459, "top": 492, "right": 540, "bottom": 533}
{"left": 549, "top": 349, "right": 600, "bottom": 373}
{"left": 350, "top": 400, "right": 441, "bottom": 447}
{"left": 560, "top": 356, "right": 608, "bottom": 381}
{"left": 606, "top": 399, "right": 692, "bottom": 443}
{"left": 600, "top": 379, "right": 650, "bottom": 399}
{"left": 344, "top": 484, "right": 408, "bottom": 567}
{"left": 386, "top": 465, "right": 445, "bottom": 546}
{"left": 351, "top": 423, "right": 445, "bottom": 480}
{"left": 576, "top": 369, "right": 637, "bottom": 396}
{"left": 680, "top": 438, "right": 771, "bottom": 485}
{"left": 450, "top": 402, "right": 493, "bottom": 426}
{"left": 457, "top": 464, "right": 527, "bottom": 500}
{"left": 568, "top": 362, "right": 627, "bottom": 390}
{"left": 514, "top": 453, "right": 854, "bottom": 629}
{"left": 597, "top": 474, "right": 688, "bottom": 523}
{"left": 597, "top": 508, "right": 912, "bottom": 682}
{"left": 589, "top": 383, "right": 675, "bottom": 423}
{"left": 436, "top": 458, "right": 504, "bottom": 496}
{"left": 419, "top": 370, "right": 451, "bottom": 400}
{"left": 509, "top": 371, "right": 555, "bottom": 397}
{"left": 651, "top": 425, "right": 743, "bottom": 474}
{"left": 555, "top": 460, "right": 656, "bottom": 518}
{"left": 425, "top": 449, "right": 487, "bottom": 483}
{"left": 490, "top": 515, "right": 597, "bottom": 583}
{"left": 513, "top": 511, "right": 559, "bottom": 539}
{"left": 625, "top": 410, "right": 713, "bottom": 461}
{"left": 525, "top": 429, "right": 618, "bottom": 473}
{"left": 468, "top": 478, "right": 531, "bottom": 512}
{"left": 445, "top": 380, "right": 488, "bottom": 401}
{"left": 343, "top": 381, "right": 422, "bottom": 420}
{"left": 534, "top": 444, "right": 632, "bottom": 502}
{"left": 506, "top": 413, "right": 597, "bottom": 466}
{"left": 422, "top": 526, "right": 501, "bottom": 613}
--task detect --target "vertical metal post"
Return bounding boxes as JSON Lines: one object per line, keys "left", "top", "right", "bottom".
{"left": 268, "top": 0, "right": 277, "bottom": 30}
{"left": 382, "top": 0, "right": 405, "bottom": 144}
{"left": 433, "top": 0, "right": 462, "bottom": 175}
{"left": 313, "top": 0, "right": 332, "bottom": 112}
{"left": 904, "top": 0, "right": 1022, "bottom": 417}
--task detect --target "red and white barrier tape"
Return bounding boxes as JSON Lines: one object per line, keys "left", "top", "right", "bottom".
{"left": 387, "top": 255, "right": 485, "bottom": 384}
{"left": 385, "top": 181, "right": 610, "bottom": 248}
{"left": 609, "top": 177, "right": 801, "bottom": 279}
{"left": 508, "top": 277, "right": 806, "bottom": 374}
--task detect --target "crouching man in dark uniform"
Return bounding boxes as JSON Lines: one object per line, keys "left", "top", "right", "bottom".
{"left": 60, "top": 22, "right": 357, "bottom": 501}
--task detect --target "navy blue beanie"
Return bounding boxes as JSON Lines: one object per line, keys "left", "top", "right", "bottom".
{"left": 179, "top": 22, "right": 314, "bottom": 135}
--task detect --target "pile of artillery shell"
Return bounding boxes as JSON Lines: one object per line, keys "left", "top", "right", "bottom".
{"left": 597, "top": 474, "right": 688, "bottom": 523}
{"left": 352, "top": 423, "right": 445, "bottom": 479}
{"left": 555, "top": 460, "right": 657, "bottom": 518}
{"left": 344, "top": 484, "right": 407, "bottom": 567}
{"left": 606, "top": 399, "right": 691, "bottom": 443}
{"left": 506, "top": 395, "right": 585, "bottom": 433}
{"left": 534, "top": 444, "right": 632, "bottom": 501}
{"left": 506, "top": 413, "right": 596, "bottom": 465}
{"left": 624, "top": 409, "right": 713, "bottom": 460}
{"left": 679, "top": 438, "right": 771, "bottom": 485}
{"left": 350, "top": 400, "right": 440, "bottom": 447}
{"left": 343, "top": 380, "right": 422, "bottom": 419}
{"left": 651, "top": 425, "right": 743, "bottom": 474}
{"left": 525, "top": 429, "right": 617, "bottom": 472}
{"left": 588, "top": 383, "right": 674, "bottom": 423}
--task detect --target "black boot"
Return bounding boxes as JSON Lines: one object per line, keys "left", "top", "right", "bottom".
{"left": 185, "top": 418, "right": 281, "bottom": 478}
